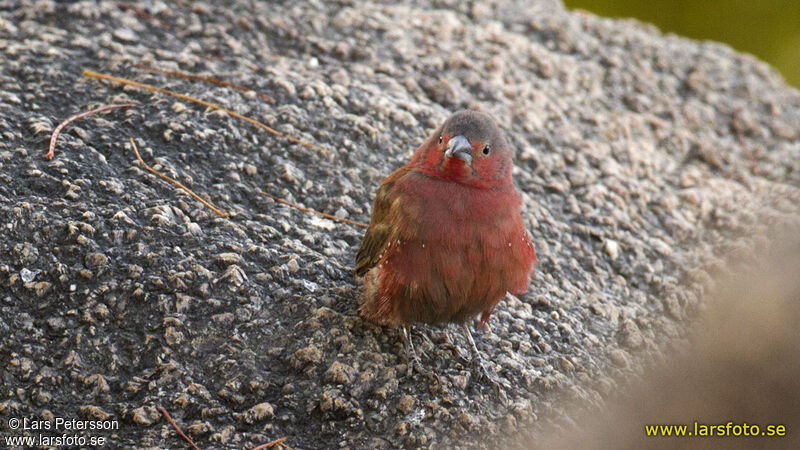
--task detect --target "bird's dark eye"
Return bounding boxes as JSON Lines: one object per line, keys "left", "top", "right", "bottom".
{"left": 483, "top": 145, "right": 490, "bottom": 155}
{"left": 438, "top": 135, "right": 443, "bottom": 145}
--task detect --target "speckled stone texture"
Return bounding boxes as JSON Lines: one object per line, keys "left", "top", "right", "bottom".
{"left": 1, "top": 0, "right": 799, "bottom": 448}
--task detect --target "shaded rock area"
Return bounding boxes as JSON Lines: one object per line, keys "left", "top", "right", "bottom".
{"left": 539, "top": 233, "right": 800, "bottom": 449}
{"left": 1, "top": 0, "right": 799, "bottom": 448}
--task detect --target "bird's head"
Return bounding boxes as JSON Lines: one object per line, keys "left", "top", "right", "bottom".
{"left": 411, "top": 110, "right": 513, "bottom": 189}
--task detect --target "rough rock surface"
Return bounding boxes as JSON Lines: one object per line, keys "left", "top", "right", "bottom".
{"left": 1, "top": 0, "right": 799, "bottom": 448}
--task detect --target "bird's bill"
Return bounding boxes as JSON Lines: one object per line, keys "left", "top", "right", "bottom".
{"left": 444, "top": 135, "right": 473, "bottom": 164}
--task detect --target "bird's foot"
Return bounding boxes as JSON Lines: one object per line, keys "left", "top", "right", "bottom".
{"left": 469, "top": 353, "right": 492, "bottom": 382}
{"left": 436, "top": 329, "right": 470, "bottom": 363}
{"left": 469, "top": 352, "right": 505, "bottom": 394}
{"left": 462, "top": 324, "right": 508, "bottom": 398}
{"left": 402, "top": 326, "right": 441, "bottom": 384}
{"left": 409, "top": 357, "right": 441, "bottom": 385}
{"left": 407, "top": 353, "right": 425, "bottom": 378}
{"left": 471, "top": 358, "right": 509, "bottom": 405}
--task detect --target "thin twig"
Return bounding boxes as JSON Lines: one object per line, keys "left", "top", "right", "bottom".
{"left": 134, "top": 63, "right": 276, "bottom": 103}
{"left": 83, "top": 70, "right": 328, "bottom": 154}
{"left": 129, "top": 138, "right": 229, "bottom": 217}
{"left": 45, "top": 103, "right": 134, "bottom": 160}
{"left": 157, "top": 405, "right": 200, "bottom": 450}
{"left": 259, "top": 191, "right": 368, "bottom": 229}
{"left": 252, "top": 437, "right": 291, "bottom": 450}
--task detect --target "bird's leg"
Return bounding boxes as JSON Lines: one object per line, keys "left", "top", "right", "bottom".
{"left": 462, "top": 323, "right": 486, "bottom": 374}
{"left": 402, "top": 325, "right": 420, "bottom": 377}
{"left": 462, "top": 323, "right": 504, "bottom": 394}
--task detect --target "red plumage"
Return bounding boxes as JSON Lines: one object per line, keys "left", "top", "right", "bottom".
{"left": 355, "top": 110, "right": 537, "bottom": 330}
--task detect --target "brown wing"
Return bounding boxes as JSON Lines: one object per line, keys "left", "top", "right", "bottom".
{"left": 354, "top": 166, "right": 408, "bottom": 278}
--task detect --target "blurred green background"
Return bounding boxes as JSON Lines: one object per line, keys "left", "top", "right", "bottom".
{"left": 563, "top": 0, "right": 800, "bottom": 88}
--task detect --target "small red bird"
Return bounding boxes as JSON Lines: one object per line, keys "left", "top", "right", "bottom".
{"left": 355, "top": 110, "right": 537, "bottom": 378}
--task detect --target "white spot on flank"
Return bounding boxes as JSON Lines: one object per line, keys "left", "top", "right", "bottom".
{"left": 508, "top": 242, "right": 512, "bottom": 247}
{"left": 422, "top": 244, "right": 425, "bottom": 248}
